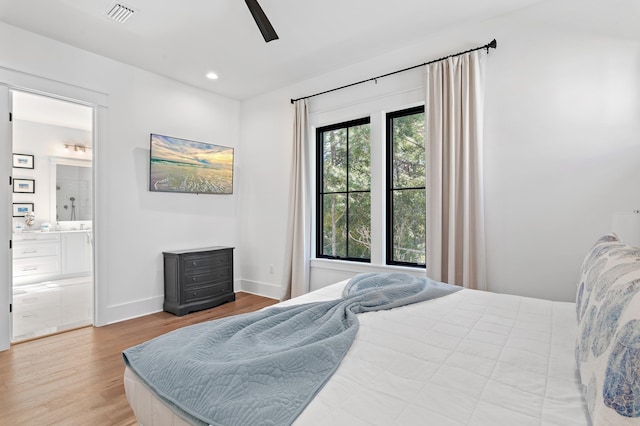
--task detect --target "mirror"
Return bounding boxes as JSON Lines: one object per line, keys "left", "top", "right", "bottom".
{"left": 50, "top": 157, "right": 92, "bottom": 223}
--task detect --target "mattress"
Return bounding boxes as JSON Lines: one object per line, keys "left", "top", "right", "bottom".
{"left": 124, "top": 281, "right": 590, "bottom": 425}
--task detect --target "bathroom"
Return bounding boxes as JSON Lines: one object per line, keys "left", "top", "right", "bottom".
{"left": 11, "top": 90, "right": 94, "bottom": 342}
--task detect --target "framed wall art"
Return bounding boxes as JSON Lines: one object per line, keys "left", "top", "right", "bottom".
{"left": 13, "top": 203, "right": 34, "bottom": 217}
{"left": 149, "top": 133, "right": 234, "bottom": 194}
{"left": 13, "top": 153, "right": 34, "bottom": 169}
{"left": 13, "top": 178, "right": 35, "bottom": 193}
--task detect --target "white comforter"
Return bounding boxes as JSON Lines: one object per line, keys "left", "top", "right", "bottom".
{"left": 125, "top": 282, "right": 589, "bottom": 425}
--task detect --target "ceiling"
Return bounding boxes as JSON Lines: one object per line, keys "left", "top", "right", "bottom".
{"left": 0, "top": 0, "right": 547, "bottom": 100}
{"left": 0, "top": 0, "right": 639, "bottom": 101}
{"left": 12, "top": 90, "right": 93, "bottom": 132}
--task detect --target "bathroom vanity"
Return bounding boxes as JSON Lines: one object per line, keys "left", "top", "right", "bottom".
{"left": 12, "top": 230, "right": 93, "bottom": 341}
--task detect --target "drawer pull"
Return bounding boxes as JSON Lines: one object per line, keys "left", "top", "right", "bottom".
{"left": 192, "top": 277, "right": 197, "bottom": 282}
{"left": 22, "top": 297, "right": 39, "bottom": 303}
{"left": 22, "top": 250, "right": 38, "bottom": 254}
{"left": 21, "top": 267, "right": 38, "bottom": 272}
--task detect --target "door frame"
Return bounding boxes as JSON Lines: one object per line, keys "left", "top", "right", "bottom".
{"left": 0, "top": 68, "right": 108, "bottom": 351}
{"left": 0, "top": 85, "right": 11, "bottom": 351}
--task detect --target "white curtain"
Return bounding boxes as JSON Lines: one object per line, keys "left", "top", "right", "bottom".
{"left": 282, "top": 99, "right": 311, "bottom": 300}
{"left": 424, "top": 50, "right": 487, "bottom": 290}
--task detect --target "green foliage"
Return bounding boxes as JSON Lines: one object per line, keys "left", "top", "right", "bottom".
{"left": 347, "top": 192, "right": 371, "bottom": 259}
{"left": 390, "top": 111, "right": 426, "bottom": 265}
{"left": 320, "top": 122, "right": 371, "bottom": 259}
{"left": 391, "top": 113, "right": 425, "bottom": 189}
{"left": 319, "top": 110, "right": 426, "bottom": 266}
{"left": 392, "top": 189, "right": 426, "bottom": 264}
{"left": 323, "top": 128, "right": 347, "bottom": 193}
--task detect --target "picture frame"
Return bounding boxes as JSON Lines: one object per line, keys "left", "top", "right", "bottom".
{"left": 13, "top": 178, "right": 35, "bottom": 193}
{"left": 13, "top": 153, "right": 34, "bottom": 169}
{"left": 149, "top": 133, "right": 234, "bottom": 195}
{"left": 12, "top": 203, "right": 34, "bottom": 217}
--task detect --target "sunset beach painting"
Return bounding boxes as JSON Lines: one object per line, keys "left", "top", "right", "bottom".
{"left": 149, "top": 134, "right": 234, "bottom": 194}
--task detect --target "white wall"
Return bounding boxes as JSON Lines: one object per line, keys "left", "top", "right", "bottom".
{"left": 1, "top": 2, "right": 637, "bottom": 340}
{"left": 238, "top": 8, "right": 640, "bottom": 302}
{"left": 0, "top": 22, "right": 241, "bottom": 326}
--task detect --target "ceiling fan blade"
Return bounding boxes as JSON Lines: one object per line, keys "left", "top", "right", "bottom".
{"left": 244, "top": 0, "right": 279, "bottom": 42}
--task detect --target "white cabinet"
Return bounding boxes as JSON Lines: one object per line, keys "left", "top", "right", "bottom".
{"left": 61, "top": 232, "right": 92, "bottom": 275}
{"left": 59, "top": 278, "right": 93, "bottom": 327}
{"left": 12, "top": 278, "right": 93, "bottom": 341}
{"left": 12, "top": 231, "right": 93, "bottom": 341}
{"left": 12, "top": 231, "right": 92, "bottom": 284}
{"left": 12, "top": 284, "right": 62, "bottom": 339}
{"left": 12, "top": 233, "right": 61, "bottom": 285}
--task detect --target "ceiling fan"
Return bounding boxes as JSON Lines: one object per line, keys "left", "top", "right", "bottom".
{"left": 244, "top": 0, "right": 279, "bottom": 42}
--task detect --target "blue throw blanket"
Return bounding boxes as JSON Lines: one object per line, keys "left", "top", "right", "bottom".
{"left": 123, "top": 272, "right": 461, "bottom": 425}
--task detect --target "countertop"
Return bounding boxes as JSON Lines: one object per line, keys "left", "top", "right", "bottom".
{"left": 14, "top": 229, "right": 92, "bottom": 235}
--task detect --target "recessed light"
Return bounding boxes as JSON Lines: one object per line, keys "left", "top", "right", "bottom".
{"left": 206, "top": 72, "right": 219, "bottom": 80}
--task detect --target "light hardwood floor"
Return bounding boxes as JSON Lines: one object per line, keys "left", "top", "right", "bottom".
{"left": 0, "top": 292, "right": 278, "bottom": 425}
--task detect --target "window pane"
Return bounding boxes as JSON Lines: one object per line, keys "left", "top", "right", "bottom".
{"left": 392, "top": 189, "right": 426, "bottom": 265}
{"left": 322, "top": 193, "right": 347, "bottom": 257}
{"left": 348, "top": 192, "right": 371, "bottom": 259}
{"left": 317, "top": 118, "right": 370, "bottom": 262}
{"left": 348, "top": 123, "right": 371, "bottom": 191}
{"left": 322, "top": 128, "right": 347, "bottom": 193}
{"left": 392, "top": 112, "right": 425, "bottom": 189}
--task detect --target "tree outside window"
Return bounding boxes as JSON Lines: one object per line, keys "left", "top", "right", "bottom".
{"left": 317, "top": 118, "right": 371, "bottom": 261}
{"left": 386, "top": 107, "right": 426, "bottom": 267}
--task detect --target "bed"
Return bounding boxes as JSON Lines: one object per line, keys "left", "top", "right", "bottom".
{"left": 123, "top": 234, "right": 640, "bottom": 425}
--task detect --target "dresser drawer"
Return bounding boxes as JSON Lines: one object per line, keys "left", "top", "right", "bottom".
{"left": 13, "top": 285, "right": 62, "bottom": 337}
{"left": 13, "top": 233, "right": 60, "bottom": 243}
{"left": 184, "top": 281, "right": 232, "bottom": 303}
{"left": 183, "top": 250, "right": 232, "bottom": 273}
{"left": 13, "top": 285, "right": 62, "bottom": 310}
{"left": 13, "top": 242, "right": 60, "bottom": 259}
{"left": 184, "top": 267, "right": 232, "bottom": 288}
{"left": 13, "top": 256, "right": 60, "bottom": 277}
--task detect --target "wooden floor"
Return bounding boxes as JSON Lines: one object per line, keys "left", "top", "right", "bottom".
{"left": 0, "top": 292, "right": 278, "bottom": 425}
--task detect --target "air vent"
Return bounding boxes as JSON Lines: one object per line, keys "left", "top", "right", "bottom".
{"left": 106, "top": 3, "right": 135, "bottom": 23}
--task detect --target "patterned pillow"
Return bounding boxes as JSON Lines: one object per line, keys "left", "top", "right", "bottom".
{"left": 575, "top": 234, "right": 640, "bottom": 424}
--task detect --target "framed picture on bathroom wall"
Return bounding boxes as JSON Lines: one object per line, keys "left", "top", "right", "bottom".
{"left": 13, "top": 153, "right": 34, "bottom": 169}
{"left": 13, "top": 178, "right": 35, "bottom": 193}
{"left": 13, "top": 203, "right": 34, "bottom": 217}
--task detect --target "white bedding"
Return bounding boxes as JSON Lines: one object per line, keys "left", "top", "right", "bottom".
{"left": 124, "top": 281, "right": 589, "bottom": 425}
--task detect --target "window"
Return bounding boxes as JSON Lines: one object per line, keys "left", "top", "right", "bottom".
{"left": 386, "top": 106, "right": 426, "bottom": 267}
{"left": 316, "top": 118, "right": 371, "bottom": 261}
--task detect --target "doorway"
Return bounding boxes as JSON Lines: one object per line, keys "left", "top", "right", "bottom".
{"left": 10, "top": 90, "right": 95, "bottom": 342}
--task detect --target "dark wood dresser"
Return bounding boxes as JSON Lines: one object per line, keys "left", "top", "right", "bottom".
{"left": 162, "top": 246, "right": 235, "bottom": 316}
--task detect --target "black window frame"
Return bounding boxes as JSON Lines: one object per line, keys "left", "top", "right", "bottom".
{"left": 316, "top": 117, "right": 371, "bottom": 262}
{"left": 385, "top": 106, "right": 426, "bottom": 268}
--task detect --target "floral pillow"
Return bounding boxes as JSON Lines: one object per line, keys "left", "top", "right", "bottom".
{"left": 575, "top": 234, "right": 640, "bottom": 424}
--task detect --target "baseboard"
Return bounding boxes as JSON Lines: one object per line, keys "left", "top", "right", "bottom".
{"left": 237, "top": 279, "right": 281, "bottom": 300}
{"left": 97, "top": 280, "right": 281, "bottom": 326}
{"left": 98, "top": 295, "right": 164, "bottom": 326}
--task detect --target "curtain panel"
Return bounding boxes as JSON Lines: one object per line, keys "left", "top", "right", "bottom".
{"left": 424, "top": 50, "right": 487, "bottom": 290}
{"left": 282, "top": 99, "right": 311, "bottom": 300}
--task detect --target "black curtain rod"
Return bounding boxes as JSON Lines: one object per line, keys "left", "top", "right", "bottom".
{"left": 290, "top": 39, "right": 497, "bottom": 104}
